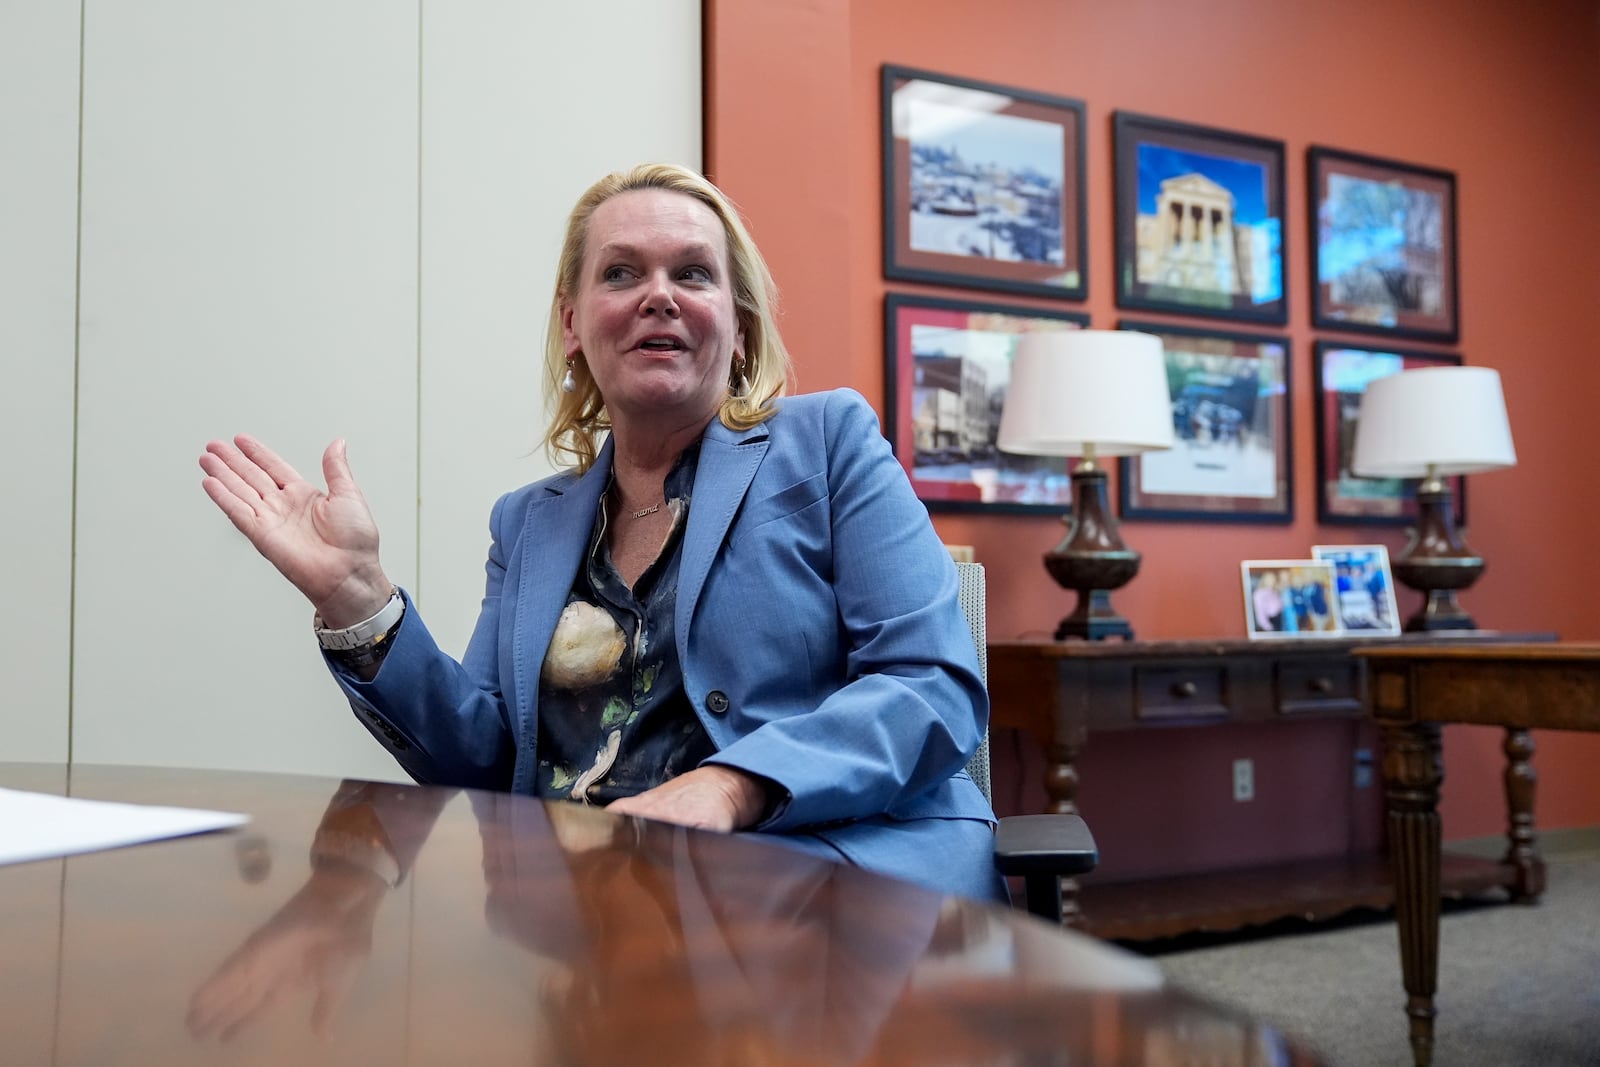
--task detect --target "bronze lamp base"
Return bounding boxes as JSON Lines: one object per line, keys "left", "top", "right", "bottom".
{"left": 1043, "top": 465, "right": 1139, "bottom": 641}
{"left": 1393, "top": 480, "right": 1484, "bottom": 632}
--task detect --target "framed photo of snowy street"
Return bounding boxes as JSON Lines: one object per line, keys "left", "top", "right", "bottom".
{"left": 881, "top": 66, "right": 1087, "bottom": 300}
{"left": 1113, "top": 111, "right": 1287, "bottom": 325}
{"left": 1116, "top": 321, "right": 1292, "bottom": 523}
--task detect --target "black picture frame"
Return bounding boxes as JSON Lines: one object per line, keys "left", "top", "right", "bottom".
{"left": 1113, "top": 111, "right": 1288, "bottom": 325}
{"left": 884, "top": 292, "right": 1090, "bottom": 514}
{"left": 1309, "top": 146, "right": 1459, "bottom": 343}
{"left": 881, "top": 66, "right": 1087, "bottom": 301}
{"left": 1116, "top": 320, "right": 1292, "bottom": 523}
{"left": 1312, "top": 341, "right": 1466, "bottom": 526}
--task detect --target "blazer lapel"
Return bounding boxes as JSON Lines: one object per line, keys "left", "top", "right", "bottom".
{"left": 510, "top": 438, "right": 613, "bottom": 747}
{"left": 679, "top": 419, "right": 769, "bottom": 644}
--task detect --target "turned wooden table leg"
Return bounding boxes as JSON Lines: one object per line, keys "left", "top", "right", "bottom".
{"left": 1382, "top": 720, "right": 1443, "bottom": 1067}
{"left": 1044, "top": 737, "right": 1085, "bottom": 929}
{"left": 1502, "top": 727, "right": 1547, "bottom": 900}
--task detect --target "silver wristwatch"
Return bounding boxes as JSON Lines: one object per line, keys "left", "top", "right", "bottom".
{"left": 314, "top": 589, "right": 405, "bottom": 650}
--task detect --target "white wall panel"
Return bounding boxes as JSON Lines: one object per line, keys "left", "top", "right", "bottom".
{"left": 0, "top": 2, "right": 80, "bottom": 762}
{"left": 71, "top": 1, "right": 420, "bottom": 779}
{"left": 8, "top": 1, "right": 700, "bottom": 780}
{"left": 415, "top": 1, "right": 701, "bottom": 653}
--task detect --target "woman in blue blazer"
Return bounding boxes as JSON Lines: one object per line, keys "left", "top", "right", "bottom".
{"left": 200, "top": 163, "right": 1001, "bottom": 902}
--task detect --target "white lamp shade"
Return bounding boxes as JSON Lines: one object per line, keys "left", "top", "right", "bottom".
{"left": 997, "top": 331, "right": 1175, "bottom": 457}
{"left": 1352, "top": 365, "right": 1517, "bottom": 477}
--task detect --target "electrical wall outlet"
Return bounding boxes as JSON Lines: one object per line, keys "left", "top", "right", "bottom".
{"left": 1354, "top": 748, "right": 1375, "bottom": 789}
{"left": 1232, "top": 758, "right": 1255, "bottom": 802}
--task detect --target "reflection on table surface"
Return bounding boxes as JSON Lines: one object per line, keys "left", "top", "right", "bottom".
{"left": 0, "top": 764, "right": 1324, "bottom": 1066}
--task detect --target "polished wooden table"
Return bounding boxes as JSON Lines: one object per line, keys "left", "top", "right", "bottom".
{"left": 988, "top": 633, "right": 1553, "bottom": 939}
{"left": 0, "top": 763, "right": 1326, "bottom": 1066}
{"left": 1358, "top": 643, "right": 1600, "bottom": 1067}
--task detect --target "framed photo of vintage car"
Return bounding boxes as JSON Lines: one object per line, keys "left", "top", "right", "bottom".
{"left": 1116, "top": 321, "right": 1292, "bottom": 523}
{"left": 884, "top": 293, "right": 1089, "bottom": 514}
{"left": 1114, "top": 111, "right": 1287, "bottom": 325}
{"left": 882, "top": 66, "right": 1087, "bottom": 301}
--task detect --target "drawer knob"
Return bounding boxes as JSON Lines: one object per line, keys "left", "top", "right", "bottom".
{"left": 1171, "top": 680, "right": 1199, "bottom": 698}
{"left": 1308, "top": 677, "right": 1333, "bottom": 694}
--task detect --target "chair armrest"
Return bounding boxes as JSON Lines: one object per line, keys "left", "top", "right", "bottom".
{"left": 994, "top": 813, "right": 1099, "bottom": 877}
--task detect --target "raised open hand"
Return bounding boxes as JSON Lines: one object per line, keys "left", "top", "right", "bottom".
{"left": 200, "top": 434, "right": 393, "bottom": 626}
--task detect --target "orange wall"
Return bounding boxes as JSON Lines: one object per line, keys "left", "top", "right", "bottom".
{"left": 707, "top": 0, "right": 1600, "bottom": 871}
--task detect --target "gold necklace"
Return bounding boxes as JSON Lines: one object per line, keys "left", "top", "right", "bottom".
{"left": 630, "top": 502, "right": 662, "bottom": 519}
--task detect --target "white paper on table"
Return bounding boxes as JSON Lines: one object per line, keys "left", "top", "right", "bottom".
{"left": 0, "top": 786, "right": 250, "bottom": 866}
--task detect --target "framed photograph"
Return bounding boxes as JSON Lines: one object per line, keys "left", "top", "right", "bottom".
{"left": 1312, "top": 544, "right": 1400, "bottom": 636}
{"left": 1309, "top": 146, "right": 1459, "bottom": 342}
{"left": 1313, "top": 342, "right": 1465, "bottom": 525}
{"left": 1113, "top": 111, "right": 1287, "bottom": 324}
{"left": 1116, "top": 320, "right": 1292, "bottom": 523}
{"left": 1240, "top": 560, "right": 1343, "bottom": 639}
{"left": 884, "top": 293, "right": 1089, "bottom": 514}
{"left": 882, "top": 66, "right": 1087, "bottom": 301}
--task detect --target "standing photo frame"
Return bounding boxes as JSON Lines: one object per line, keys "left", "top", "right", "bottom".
{"left": 1116, "top": 320, "right": 1292, "bottom": 523}
{"left": 1313, "top": 341, "right": 1465, "bottom": 525}
{"left": 1241, "top": 560, "right": 1343, "bottom": 639}
{"left": 1312, "top": 544, "right": 1400, "bottom": 636}
{"left": 884, "top": 293, "right": 1089, "bottom": 514}
{"left": 882, "top": 66, "right": 1088, "bottom": 301}
{"left": 1309, "top": 147, "right": 1459, "bottom": 343}
{"left": 1113, "top": 112, "right": 1287, "bottom": 325}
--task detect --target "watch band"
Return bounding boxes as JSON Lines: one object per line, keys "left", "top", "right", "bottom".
{"left": 314, "top": 589, "right": 405, "bottom": 650}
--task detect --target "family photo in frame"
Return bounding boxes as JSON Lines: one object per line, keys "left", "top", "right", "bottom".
{"left": 1113, "top": 111, "right": 1287, "bottom": 325}
{"left": 883, "top": 293, "right": 1089, "bottom": 514}
{"left": 1240, "top": 560, "right": 1342, "bottom": 639}
{"left": 1312, "top": 544, "right": 1400, "bottom": 636}
{"left": 881, "top": 66, "right": 1087, "bottom": 300}
{"left": 1116, "top": 321, "right": 1292, "bottom": 523}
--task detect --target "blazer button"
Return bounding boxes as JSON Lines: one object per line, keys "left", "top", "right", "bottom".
{"left": 706, "top": 690, "right": 730, "bottom": 714}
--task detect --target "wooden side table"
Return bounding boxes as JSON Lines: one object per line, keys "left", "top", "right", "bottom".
{"left": 1358, "top": 643, "right": 1600, "bottom": 1067}
{"left": 988, "top": 632, "right": 1555, "bottom": 938}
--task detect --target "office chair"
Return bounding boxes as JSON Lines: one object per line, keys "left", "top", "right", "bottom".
{"left": 955, "top": 561, "right": 1099, "bottom": 925}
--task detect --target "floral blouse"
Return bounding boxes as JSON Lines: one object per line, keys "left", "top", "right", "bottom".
{"left": 532, "top": 448, "right": 714, "bottom": 805}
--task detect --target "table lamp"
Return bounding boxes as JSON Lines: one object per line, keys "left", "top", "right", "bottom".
{"left": 1351, "top": 365, "right": 1516, "bottom": 631}
{"left": 998, "top": 330, "right": 1175, "bottom": 640}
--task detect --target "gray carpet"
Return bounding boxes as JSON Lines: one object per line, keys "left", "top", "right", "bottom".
{"left": 1142, "top": 848, "right": 1600, "bottom": 1066}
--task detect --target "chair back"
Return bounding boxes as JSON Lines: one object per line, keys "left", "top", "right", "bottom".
{"left": 954, "top": 561, "right": 993, "bottom": 801}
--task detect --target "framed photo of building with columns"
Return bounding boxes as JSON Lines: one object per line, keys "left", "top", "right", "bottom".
{"left": 1113, "top": 112, "right": 1287, "bottom": 325}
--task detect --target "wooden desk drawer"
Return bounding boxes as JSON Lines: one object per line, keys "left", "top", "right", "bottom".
{"left": 1134, "top": 664, "right": 1229, "bottom": 722}
{"left": 1277, "top": 658, "right": 1364, "bottom": 715}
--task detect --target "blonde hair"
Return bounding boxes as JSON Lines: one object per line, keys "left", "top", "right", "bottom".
{"left": 541, "top": 163, "right": 793, "bottom": 472}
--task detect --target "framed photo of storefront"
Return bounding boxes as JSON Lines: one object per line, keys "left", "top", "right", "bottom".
{"left": 1309, "top": 147, "right": 1459, "bottom": 343}
{"left": 1116, "top": 320, "right": 1292, "bottom": 523}
{"left": 883, "top": 293, "right": 1089, "bottom": 514}
{"left": 1313, "top": 341, "right": 1465, "bottom": 525}
{"left": 1113, "top": 111, "right": 1287, "bottom": 325}
{"left": 881, "top": 66, "right": 1087, "bottom": 301}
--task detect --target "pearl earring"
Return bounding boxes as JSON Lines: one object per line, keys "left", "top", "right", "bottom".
{"left": 733, "top": 358, "right": 750, "bottom": 398}
{"left": 561, "top": 359, "right": 576, "bottom": 394}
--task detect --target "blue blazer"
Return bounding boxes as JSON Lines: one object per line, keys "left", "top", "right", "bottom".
{"left": 336, "top": 389, "right": 1001, "bottom": 900}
